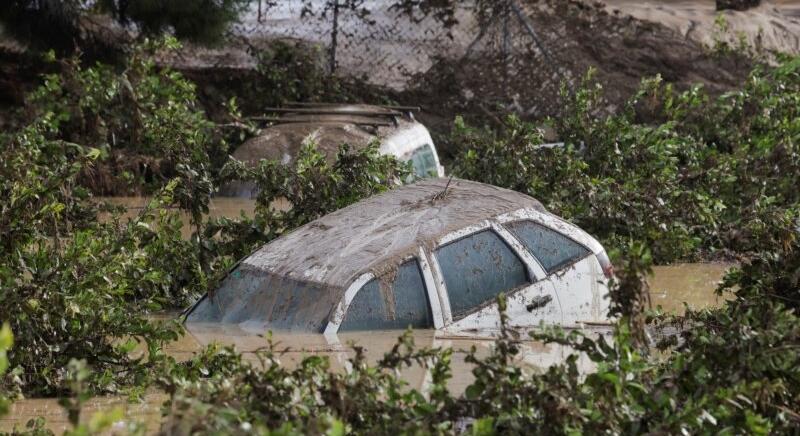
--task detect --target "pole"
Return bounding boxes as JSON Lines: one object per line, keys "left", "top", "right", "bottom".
{"left": 329, "top": 0, "right": 340, "bottom": 75}
{"left": 509, "top": 0, "right": 567, "bottom": 86}
{"left": 502, "top": 0, "right": 511, "bottom": 60}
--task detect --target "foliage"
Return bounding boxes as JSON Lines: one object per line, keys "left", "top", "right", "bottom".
{"left": 23, "top": 38, "right": 225, "bottom": 195}
{"left": 157, "top": 237, "right": 800, "bottom": 434}
{"left": 160, "top": 333, "right": 452, "bottom": 435}
{"left": 0, "top": 0, "right": 250, "bottom": 55}
{"left": 248, "top": 40, "right": 344, "bottom": 106}
{"left": 0, "top": 324, "right": 12, "bottom": 417}
{"left": 0, "top": 114, "right": 186, "bottom": 396}
{"left": 100, "top": 0, "right": 250, "bottom": 46}
{"left": 451, "top": 60, "right": 800, "bottom": 262}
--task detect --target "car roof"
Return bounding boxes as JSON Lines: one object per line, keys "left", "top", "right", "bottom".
{"left": 240, "top": 178, "right": 547, "bottom": 293}
{"left": 233, "top": 104, "right": 422, "bottom": 166}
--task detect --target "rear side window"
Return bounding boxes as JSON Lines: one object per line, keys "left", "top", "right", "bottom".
{"left": 505, "top": 221, "right": 591, "bottom": 274}
{"left": 435, "top": 230, "right": 529, "bottom": 319}
{"left": 187, "top": 265, "right": 337, "bottom": 333}
{"left": 339, "top": 259, "right": 433, "bottom": 331}
{"left": 407, "top": 144, "right": 438, "bottom": 178}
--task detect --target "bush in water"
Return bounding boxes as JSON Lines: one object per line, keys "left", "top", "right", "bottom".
{"left": 157, "top": 235, "right": 800, "bottom": 434}
{"left": 450, "top": 60, "right": 800, "bottom": 263}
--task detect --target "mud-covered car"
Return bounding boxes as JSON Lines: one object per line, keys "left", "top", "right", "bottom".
{"left": 220, "top": 103, "right": 445, "bottom": 197}
{"left": 187, "top": 178, "right": 614, "bottom": 333}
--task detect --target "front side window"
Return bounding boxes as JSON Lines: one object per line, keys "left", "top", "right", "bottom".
{"left": 505, "top": 221, "right": 591, "bottom": 274}
{"left": 406, "top": 144, "right": 438, "bottom": 178}
{"left": 435, "top": 230, "right": 530, "bottom": 319}
{"left": 339, "top": 259, "right": 433, "bottom": 331}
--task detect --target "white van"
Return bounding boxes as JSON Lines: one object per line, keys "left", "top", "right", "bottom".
{"left": 220, "top": 103, "right": 445, "bottom": 197}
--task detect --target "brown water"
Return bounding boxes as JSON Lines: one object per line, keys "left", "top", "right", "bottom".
{"left": 99, "top": 197, "right": 258, "bottom": 239}
{"left": 649, "top": 263, "right": 732, "bottom": 314}
{"left": 3, "top": 198, "right": 735, "bottom": 434}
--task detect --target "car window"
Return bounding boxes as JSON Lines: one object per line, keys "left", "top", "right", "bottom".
{"left": 505, "top": 221, "right": 591, "bottom": 273}
{"left": 407, "top": 144, "right": 438, "bottom": 178}
{"left": 339, "top": 259, "right": 433, "bottom": 331}
{"left": 187, "top": 265, "right": 338, "bottom": 333}
{"left": 435, "top": 229, "right": 530, "bottom": 319}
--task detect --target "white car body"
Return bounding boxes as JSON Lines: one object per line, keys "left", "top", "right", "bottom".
{"left": 379, "top": 121, "right": 445, "bottom": 178}
{"left": 188, "top": 178, "right": 612, "bottom": 334}
{"left": 324, "top": 207, "right": 610, "bottom": 335}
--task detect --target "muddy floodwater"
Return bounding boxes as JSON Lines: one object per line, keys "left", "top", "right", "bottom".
{"left": 2, "top": 198, "right": 735, "bottom": 433}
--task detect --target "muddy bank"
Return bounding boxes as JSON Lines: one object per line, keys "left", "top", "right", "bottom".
{"left": 603, "top": 0, "right": 800, "bottom": 55}
{"left": 403, "top": 0, "right": 754, "bottom": 133}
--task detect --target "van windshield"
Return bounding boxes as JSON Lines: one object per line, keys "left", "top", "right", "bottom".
{"left": 407, "top": 144, "right": 438, "bottom": 178}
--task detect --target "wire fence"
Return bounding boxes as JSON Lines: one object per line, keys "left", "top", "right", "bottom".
{"left": 232, "top": 0, "right": 571, "bottom": 116}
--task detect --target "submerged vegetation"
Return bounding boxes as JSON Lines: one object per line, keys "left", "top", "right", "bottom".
{"left": 0, "top": 20, "right": 799, "bottom": 434}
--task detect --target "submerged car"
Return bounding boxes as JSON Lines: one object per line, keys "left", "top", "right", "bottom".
{"left": 220, "top": 103, "right": 445, "bottom": 197}
{"left": 187, "top": 178, "right": 613, "bottom": 333}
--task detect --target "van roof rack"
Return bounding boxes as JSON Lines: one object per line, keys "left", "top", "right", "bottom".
{"left": 262, "top": 107, "right": 404, "bottom": 118}
{"left": 251, "top": 116, "right": 394, "bottom": 127}
{"left": 253, "top": 103, "right": 422, "bottom": 128}
{"left": 285, "top": 102, "right": 421, "bottom": 113}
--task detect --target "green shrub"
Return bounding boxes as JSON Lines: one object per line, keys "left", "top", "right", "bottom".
{"left": 24, "top": 39, "right": 226, "bottom": 195}
{"left": 451, "top": 60, "right": 800, "bottom": 262}
{"left": 157, "top": 237, "right": 800, "bottom": 434}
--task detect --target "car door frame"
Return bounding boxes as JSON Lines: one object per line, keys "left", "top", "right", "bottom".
{"left": 323, "top": 207, "right": 601, "bottom": 335}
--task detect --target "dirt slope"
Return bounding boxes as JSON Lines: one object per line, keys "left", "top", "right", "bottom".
{"left": 603, "top": 0, "right": 800, "bottom": 55}
{"left": 402, "top": 0, "right": 754, "bottom": 134}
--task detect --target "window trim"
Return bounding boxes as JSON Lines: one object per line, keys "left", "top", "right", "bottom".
{"left": 495, "top": 208, "right": 603, "bottom": 256}
{"left": 502, "top": 219, "right": 593, "bottom": 275}
{"left": 324, "top": 251, "right": 442, "bottom": 336}
{"left": 429, "top": 224, "right": 544, "bottom": 322}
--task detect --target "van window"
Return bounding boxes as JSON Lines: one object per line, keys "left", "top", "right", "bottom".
{"left": 435, "top": 230, "right": 529, "bottom": 319}
{"left": 339, "top": 259, "right": 433, "bottom": 331}
{"left": 407, "top": 144, "right": 438, "bottom": 178}
{"left": 505, "top": 221, "right": 590, "bottom": 273}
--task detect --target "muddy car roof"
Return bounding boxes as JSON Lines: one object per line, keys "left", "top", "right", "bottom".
{"left": 241, "top": 178, "right": 546, "bottom": 290}
{"left": 233, "top": 104, "right": 418, "bottom": 166}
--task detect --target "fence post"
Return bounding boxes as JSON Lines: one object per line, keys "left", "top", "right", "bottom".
{"left": 329, "top": 0, "right": 340, "bottom": 75}
{"left": 502, "top": 0, "right": 511, "bottom": 60}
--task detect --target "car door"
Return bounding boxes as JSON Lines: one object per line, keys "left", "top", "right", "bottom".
{"left": 503, "top": 220, "right": 607, "bottom": 325}
{"left": 428, "top": 225, "right": 562, "bottom": 332}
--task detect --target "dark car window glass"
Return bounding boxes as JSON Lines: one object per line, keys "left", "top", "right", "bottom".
{"left": 339, "top": 259, "right": 433, "bottom": 331}
{"left": 408, "top": 144, "right": 438, "bottom": 178}
{"left": 186, "top": 265, "right": 337, "bottom": 333}
{"left": 435, "top": 230, "right": 529, "bottom": 319}
{"left": 505, "top": 221, "right": 591, "bottom": 274}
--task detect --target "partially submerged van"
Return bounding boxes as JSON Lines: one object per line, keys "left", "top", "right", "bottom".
{"left": 220, "top": 103, "right": 445, "bottom": 198}
{"left": 188, "top": 178, "right": 613, "bottom": 334}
